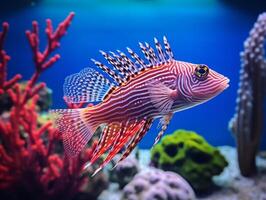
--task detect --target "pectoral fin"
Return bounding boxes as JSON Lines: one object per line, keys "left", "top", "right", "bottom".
{"left": 148, "top": 81, "right": 178, "bottom": 114}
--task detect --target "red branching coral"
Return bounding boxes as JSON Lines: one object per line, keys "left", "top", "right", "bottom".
{"left": 0, "top": 13, "right": 107, "bottom": 200}
{"left": 0, "top": 22, "right": 22, "bottom": 95}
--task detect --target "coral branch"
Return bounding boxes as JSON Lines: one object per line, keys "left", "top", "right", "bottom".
{"left": 0, "top": 22, "right": 21, "bottom": 93}
{"left": 229, "top": 12, "right": 266, "bottom": 176}
{"left": 26, "top": 12, "right": 74, "bottom": 73}
{"left": 20, "top": 12, "right": 75, "bottom": 106}
{"left": 0, "top": 12, "right": 107, "bottom": 200}
{"left": 0, "top": 22, "right": 8, "bottom": 50}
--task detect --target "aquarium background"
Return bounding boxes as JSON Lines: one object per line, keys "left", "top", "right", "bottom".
{"left": 1, "top": 0, "right": 265, "bottom": 149}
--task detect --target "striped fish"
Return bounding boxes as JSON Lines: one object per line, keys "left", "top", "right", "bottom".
{"left": 51, "top": 36, "right": 229, "bottom": 175}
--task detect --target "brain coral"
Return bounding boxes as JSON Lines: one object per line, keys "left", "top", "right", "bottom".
{"left": 150, "top": 129, "right": 228, "bottom": 192}
{"left": 122, "top": 168, "right": 195, "bottom": 200}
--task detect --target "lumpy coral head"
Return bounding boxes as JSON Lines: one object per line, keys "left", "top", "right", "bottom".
{"left": 122, "top": 168, "right": 195, "bottom": 200}
{"left": 150, "top": 129, "right": 228, "bottom": 192}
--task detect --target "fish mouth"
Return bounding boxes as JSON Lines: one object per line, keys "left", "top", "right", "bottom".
{"left": 220, "top": 77, "right": 230, "bottom": 90}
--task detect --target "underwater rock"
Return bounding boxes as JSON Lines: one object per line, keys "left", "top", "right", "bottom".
{"left": 229, "top": 12, "right": 266, "bottom": 176}
{"left": 150, "top": 129, "right": 228, "bottom": 192}
{"left": 122, "top": 168, "right": 195, "bottom": 200}
{"left": 75, "top": 170, "right": 109, "bottom": 200}
{"left": 109, "top": 156, "right": 139, "bottom": 189}
{"left": 197, "top": 146, "right": 266, "bottom": 200}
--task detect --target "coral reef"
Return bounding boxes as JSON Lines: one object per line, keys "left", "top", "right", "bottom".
{"left": 109, "top": 156, "right": 139, "bottom": 189}
{"left": 0, "top": 82, "right": 52, "bottom": 114}
{"left": 229, "top": 12, "right": 266, "bottom": 176}
{"left": 0, "top": 13, "right": 107, "bottom": 200}
{"left": 99, "top": 147, "right": 266, "bottom": 200}
{"left": 18, "top": 81, "right": 53, "bottom": 112}
{"left": 122, "top": 168, "right": 195, "bottom": 200}
{"left": 150, "top": 129, "right": 228, "bottom": 192}
{"left": 36, "top": 83, "right": 52, "bottom": 112}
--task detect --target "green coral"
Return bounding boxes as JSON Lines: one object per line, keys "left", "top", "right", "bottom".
{"left": 151, "top": 129, "right": 228, "bottom": 193}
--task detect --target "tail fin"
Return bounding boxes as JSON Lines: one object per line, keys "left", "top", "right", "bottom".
{"left": 50, "top": 108, "right": 96, "bottom": 156}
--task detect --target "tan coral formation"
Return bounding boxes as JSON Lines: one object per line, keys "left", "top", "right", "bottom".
{"left": 229, "top": 12, "right": 266, "bottom": 176}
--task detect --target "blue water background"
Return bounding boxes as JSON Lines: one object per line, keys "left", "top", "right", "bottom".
{"left": 1, "top": 0, "right": 265, "bottom": 149}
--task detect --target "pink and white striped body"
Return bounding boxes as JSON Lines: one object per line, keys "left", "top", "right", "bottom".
{"left": 86, "top": 60, "right": 228, "bottom": 126}
{"left": 52, "top": 37, "right": 229, "bottom": 175}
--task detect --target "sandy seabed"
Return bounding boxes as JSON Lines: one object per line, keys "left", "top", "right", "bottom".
{"left": 99, "top": 146, "right": 266, "bottom": 200}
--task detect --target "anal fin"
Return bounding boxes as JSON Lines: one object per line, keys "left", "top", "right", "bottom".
{"left": 113, "top": 118, "right": 153, "bottom": 168}
{"left": 91, "top": 119, "right": 146, "bottom": 176}
{"left": 85, "top": 122, "right": 124, "bottom": 169}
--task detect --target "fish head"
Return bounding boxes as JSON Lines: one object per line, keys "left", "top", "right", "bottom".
{"left": 175, "top": 62, "right": 229, "bottom": 105}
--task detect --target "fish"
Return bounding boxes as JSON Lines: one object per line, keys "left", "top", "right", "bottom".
{"left": 51, "top": 36, "right": 229, "bottom": 175}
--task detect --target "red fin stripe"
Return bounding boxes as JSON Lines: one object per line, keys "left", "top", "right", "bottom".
{"left": 92, "top": 119, "right": 146, "bottom": 175}
{"left": 89, "top": 123, "right": 124, "bottom": 165}
{"left": 115, "top": 118, "right": 153, "bottom": 166}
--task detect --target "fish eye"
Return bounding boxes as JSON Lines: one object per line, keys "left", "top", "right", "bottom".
{"left": 194, "top": 64, "right": 209, "bottom": 80}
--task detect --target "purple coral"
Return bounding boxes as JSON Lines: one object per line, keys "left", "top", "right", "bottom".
{"left": 122, "top": 168, "right": 195, "bottom": 200}
{"left": 229, "top": 12, "right": 266, "bottom": 176}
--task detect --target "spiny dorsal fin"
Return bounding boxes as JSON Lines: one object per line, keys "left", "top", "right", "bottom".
{"left": 90, "top": 36, "right": 174, "bottom": 87}
{"left": 163, "top": 36, "right": 174, "bottom": 60}
{"left": 99, "top": 50, "right": 127, "bottom": 82}
{"left": 139, "top": 42, "right": 153, "bottom": 66}
{"left": 63, "top": 67, "right": 114, "bottom": 103}
{"left": 117, "top": 50, "right": 138, "bottom": 75}
{"left": 145, "top": 42, "right": 158, "bottom": 65}
{"left": 154, "top": 37, "right": 166, "bottom": 62}
{"left": 126, "top": 47, "right": 146, "bottom": 71}
{"left": 91, "top": 58, "right": 123, "bottom": 85}
{"left": 109, "top": 51, "right": 133, "bottom": 78}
